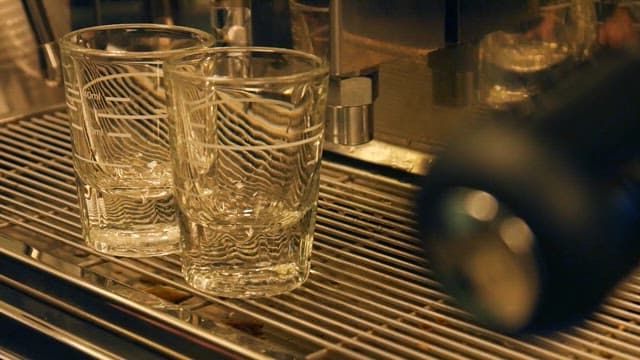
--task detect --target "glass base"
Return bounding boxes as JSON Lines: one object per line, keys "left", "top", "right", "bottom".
{"left": 183, "top": 262, "right": 310, "bottom": 298}
{"left": 86, "top": 225, "right": 180, "bottom": 257}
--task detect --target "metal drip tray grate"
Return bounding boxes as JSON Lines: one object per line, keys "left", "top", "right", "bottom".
{"left": 2, "top": 108, "right": 640, "bottom": 359}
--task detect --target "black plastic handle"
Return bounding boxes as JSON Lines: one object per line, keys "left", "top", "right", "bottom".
{"left": 417, "top": 50, "right": 640, "bottom": 333}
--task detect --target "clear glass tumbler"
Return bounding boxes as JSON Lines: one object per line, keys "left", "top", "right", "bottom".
{"left": 165, "top": 47, "right": 329, "bottom": 297}
{"left": 477, "top": 0, "right": 597, "bottom": 109}
{"left": 60, "top": 24, "right": 214, "bottom": 257}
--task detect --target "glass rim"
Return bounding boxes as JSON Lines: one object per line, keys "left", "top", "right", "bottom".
{"left": 165, "top": 46, "right": 329, "bottom": 85}
{"left": 59, "top": 23, "right": 214, "bottom": 59}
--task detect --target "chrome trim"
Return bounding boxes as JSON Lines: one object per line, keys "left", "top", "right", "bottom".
{"left": 325, "top": 103, "right": 374, "bottom": 145}
{"left": 0, "top": 299, "right": 121, "bottom": 360}
{"left": 324, "top": 139, "right": 434, "bottom": 175}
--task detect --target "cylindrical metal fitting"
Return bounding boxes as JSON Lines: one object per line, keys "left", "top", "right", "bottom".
{"left": 324, "top": 103, "right": 373, "bottom": 145}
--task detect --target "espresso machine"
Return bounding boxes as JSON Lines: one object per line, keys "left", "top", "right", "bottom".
{"left": 4, "top": 0, "right": 640, "bottom": 358}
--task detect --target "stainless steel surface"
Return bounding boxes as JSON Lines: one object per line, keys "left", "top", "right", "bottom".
{"left": 2, "top": 107, "right": 640, "bottom": 358}
{"left": 328, "top": 0, "right": 444, "bottom": 75}
{"left": 0, "top": 0, "right": 39, "bottom": 76}
{"left": 0, "top": 72, "right": 64, "bottom": 119}
{"left": 324, "top": 0, "right": 376, "bottom": 146}
{"left": 0, "top": 0, "right": 65, "bottom": 118}
{"left": 323, "top": 139, "right": 434, "bottom": 176}
{"left": 291, "top": 0, "right": 527, "bottom": 163}
{"left": 0, "top": 299, "right": 123, "bottom": 359}
{"left": 325, "top": 102, "right": 373, "bottom": 145}
{"left": 304, "top": 0, "right": 442, "bottom": 148}
{"left": 325, "top": 73, "right": 375, "bottom": 146}
{"left": 0, "top": 0, "right": 68, "bottom": 83}
{"left": 21, "top": 0, "right": 62, "bottom": 85}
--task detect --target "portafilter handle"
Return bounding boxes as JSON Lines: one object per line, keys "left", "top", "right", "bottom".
{"left": 417, "top": 50, "right": 640, "bottom": 334}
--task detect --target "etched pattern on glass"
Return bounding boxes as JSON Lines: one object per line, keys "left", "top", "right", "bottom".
{"left": 64, "top": 59, "right": 178, "bottom": 256}
{"left": 168, "top": 53, "right": 327, "bottom": 296}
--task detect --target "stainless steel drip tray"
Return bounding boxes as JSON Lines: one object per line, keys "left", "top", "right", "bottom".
{"left": 3, "top": 107, "right": 640, "bottom": 359}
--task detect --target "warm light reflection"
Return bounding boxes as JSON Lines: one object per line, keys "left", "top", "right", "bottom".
{"left": 499, "top": 217, "right": 535, "bottom": 255}
{"left": 464, "top": 190, "right": 499, "bottom": 222}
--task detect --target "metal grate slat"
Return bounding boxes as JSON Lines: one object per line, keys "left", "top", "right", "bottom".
{"left": 318, "top": 188, "right": 417, "bottom": 232}
{"left": 0, "top": 128, "right": 73, "bottom": 156}
{"left": 311, "top": 243, "right": 440, "bottom": 299}
{"left": 2, "top": 108, "right": 640, "bottom": 359}
{"left": 6, "top": 123, "right": 73, "bottom": 150}
{"left": 554, "top": 331, "right": 637, "bottom": 359}
{"left": 314, "top": 225, "right": 428, "bottom": 273}
{"left": 0, "top": 157, "right": 75, "bottom": 191}
{"left": 0, "top": 169, "right": 75, "bottom": 200}
{"left": 304, "top": 268, "right": 562, "bottom": 359}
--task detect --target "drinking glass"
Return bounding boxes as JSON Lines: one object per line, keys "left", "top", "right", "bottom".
{"left": 477, "top": 0, "right": 597, "bottom": 109}
{"left": 165, "top": 47, "right": 329, "bottom": 297}
{"left": 60, "top": 24, "right": 214, "bottom": 257}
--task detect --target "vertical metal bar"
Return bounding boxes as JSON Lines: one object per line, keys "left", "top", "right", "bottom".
{"left": 329, "top": 0, "right": 342, "bottom": 76}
